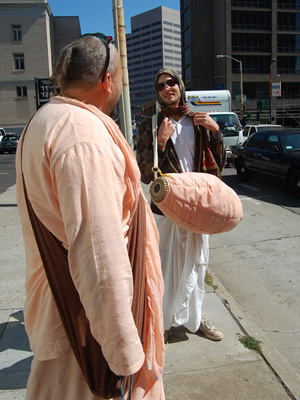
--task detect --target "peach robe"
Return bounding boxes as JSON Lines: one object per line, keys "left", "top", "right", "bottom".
{"left": 16, "top": 96, "right": 165, "bottom": 399}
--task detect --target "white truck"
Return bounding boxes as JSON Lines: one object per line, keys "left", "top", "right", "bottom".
{"left": 185, "top": 90, "right": 244, "bottom": 159}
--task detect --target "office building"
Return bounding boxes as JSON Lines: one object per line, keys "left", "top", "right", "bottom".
{"left": 0, "top": 0, "right": 80, "bottom": 132}
{"left": 181, "top": 0, "right": 300, "bottom": 125}
{"left": 126, "top": 6, "right": 181, "bottom": 122}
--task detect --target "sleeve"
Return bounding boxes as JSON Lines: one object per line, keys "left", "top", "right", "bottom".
{"left": 209, "top": 129, "right": 227, "bottom": 173}
{"left": 136, "top": 119, "right": 167, "bottom": 184}
{"left": 53, "top": 139, "right": 145, "bottom": 376}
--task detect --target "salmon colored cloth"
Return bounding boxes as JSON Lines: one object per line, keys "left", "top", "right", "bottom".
{"left": 151, "top": 172, "right": 243, "bottom": 234}
{"left": 16, "top": 96, "right": 165, "bottom": 399}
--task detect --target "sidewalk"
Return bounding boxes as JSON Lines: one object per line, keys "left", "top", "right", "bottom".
{"left": 0, "top": 185, "right": 299, "bottom": 400}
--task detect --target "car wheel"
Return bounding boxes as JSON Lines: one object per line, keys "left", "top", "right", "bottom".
{"left": 289, "top": 170, "right": 300, "bottom": 198}
{"left": 236, "top": 158, "right": 251, "bottom": 181}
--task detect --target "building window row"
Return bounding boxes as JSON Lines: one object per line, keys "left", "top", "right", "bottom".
{"left": 278, "top": 0, "right": 300, "bottom": 9}
{"left": 131, "top": 21, "right": 161, "bottom": 33}
{"left": 278, "top": 33, "right": 300, "bottom": 51}
{"left": 232, "top": 32, "right": 271, "bottom": 52}
{"left": 231, "top": 0, "right": 272, "bottom": 7}
{"left": 278, "top": 12, "right": 300, "bottom": 31}
{"left": 278, "top": 55, "right": 300, "bottom": 73}
{"left": 232, "top": 11, "right": 272, "bottom": 30}
{"left": 230, "top": 54, "right": 300, "bottom": 74}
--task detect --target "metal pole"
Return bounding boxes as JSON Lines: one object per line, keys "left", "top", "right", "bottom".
{"left": 112, "top": 0, "right": 133, "bottom": 148}
{"left": 270, "top": 63, "right": 272, "bottom": 123}
{"left": 216, "top": 54, "right": 244, "bottom": 121}
{"left": 239, "top": 61, "right": 243, "bottom": 122}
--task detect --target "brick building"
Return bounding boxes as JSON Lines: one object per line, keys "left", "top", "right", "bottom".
{"left": 0, "top": 0, "right": 80, "bottom": 133}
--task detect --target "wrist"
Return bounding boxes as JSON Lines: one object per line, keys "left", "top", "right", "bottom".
{"left": 158, "top": 140, "right": 167, "bottom": 149}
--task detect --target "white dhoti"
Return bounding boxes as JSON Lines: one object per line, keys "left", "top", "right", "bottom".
{"left": 155, "top": 215, "right": 209, "bottom": 332}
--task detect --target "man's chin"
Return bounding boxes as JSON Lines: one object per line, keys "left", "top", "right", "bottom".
{"left": 110, "top": 107, "right": 118, "bottom": 119}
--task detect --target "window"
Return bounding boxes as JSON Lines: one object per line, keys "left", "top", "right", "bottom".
{"left": 12, "top": 25, "right": 22, "bottom": 42}
{"left": 183, "top": 9, "right": 190, "bottom": 29}
{"left": 247, "top": 131, "right": 265, "bottom": 149}
{"left": 183, "top": 27, "right": 190, "bottom": 47}
{"left": 263, "top": 133, "right": 279, "bottom": 151}
{"left": 182, "top": 0, "right": 189, "bottom": 9}
{"left": 184, "top": 46, "right": 191, "bottom": 65}
{"left": 16, "top": 86, "right": 27, "bottom": 97}
{"left": 13, "top": 54, "right": 25, "bottom": 70}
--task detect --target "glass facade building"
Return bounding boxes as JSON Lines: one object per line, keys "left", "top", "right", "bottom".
{"left": 181, "top": 0, "right": 300, "bottom": 125}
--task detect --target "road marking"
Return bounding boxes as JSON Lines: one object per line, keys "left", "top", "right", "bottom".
{"left": 239, "top": 183, "right": 261, "bottom": 191}
{"left": 240, "top": 196, "right": 261, "bottom": 205}
{"left": 0, "top": 172, "right": 8, "bottom": 175}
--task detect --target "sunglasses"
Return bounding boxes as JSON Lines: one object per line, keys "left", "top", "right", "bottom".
{"left": 156, "top": 78, "right": 178, "bottom": 92}
{"left": 80, "top": 33, "right": 112, "bottom": 82}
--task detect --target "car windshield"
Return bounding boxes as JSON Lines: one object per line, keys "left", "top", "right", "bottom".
{"left": 3, "top": 136, "right": 18, "bottom": 141}
{"left": 211, "top": 114, "right": 242, "bottom": 137}
{"left": 281, "top": 132, "right": 300, "bottom": 152}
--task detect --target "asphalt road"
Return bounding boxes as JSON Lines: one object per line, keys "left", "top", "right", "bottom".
{"left": 222, "top": 164, "right": 300, "bottom": 215}
{"left": 0, "top": 153, "right": 16, "bottom": 195}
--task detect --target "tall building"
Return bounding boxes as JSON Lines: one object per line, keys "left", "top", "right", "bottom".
{"left": 126, "top": 6, "right": 181, "bottom": 122}
{"left": 0, "top": 0, "right": 80, "bottom": 132}
{"left": 181, "top": 0, "right": 300, "bottom": 126}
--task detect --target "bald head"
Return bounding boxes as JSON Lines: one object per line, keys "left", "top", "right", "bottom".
{"left": 51, "top": 36, "right": 120, "bottom": 92}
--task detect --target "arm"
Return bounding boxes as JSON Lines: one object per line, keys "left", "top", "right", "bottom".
{"left": 136, "top": 118, "right": 174, "bottom": 184}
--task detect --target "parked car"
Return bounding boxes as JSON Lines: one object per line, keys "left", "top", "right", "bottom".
{"left": 0, "top": 134, "right": 20, "bottom": 154}
{"left": 227, "top": 123, "right": 282, "bottom": 166}
{"left": 242, "top": 123, "right": 282, "bottom": 139}
{"left": 234, "top": 128, "right": 300, "bottom": 197}
{"left": 0, "top": 128, "right": 6, "bottom": 142}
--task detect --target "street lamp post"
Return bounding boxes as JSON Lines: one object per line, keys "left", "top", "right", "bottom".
{"left": 270, "top": 58, "right": 276, "bottom": 123}
{"left": 216, "top": 54, "right": 243, "bottom": 121}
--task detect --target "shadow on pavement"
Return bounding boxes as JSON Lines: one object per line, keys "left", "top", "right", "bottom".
{"left": 0, "top": 310, "right": 31, "bottom": 390}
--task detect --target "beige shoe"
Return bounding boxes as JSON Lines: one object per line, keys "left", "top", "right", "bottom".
{"left": 198, "top": 318, "right": 224, "bottom": 341}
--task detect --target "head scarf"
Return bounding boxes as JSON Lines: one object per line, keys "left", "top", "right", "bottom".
{"left": 154, "top": 69, "right": 190, "bottom": 117}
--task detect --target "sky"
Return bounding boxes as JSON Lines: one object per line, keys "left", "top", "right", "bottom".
{"left": 47, "top": 0, "right": 180, "bottom": 38}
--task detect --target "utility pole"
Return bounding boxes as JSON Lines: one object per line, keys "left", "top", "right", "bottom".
{"left": 112, "top": 0, "right": 133, "bottom": 148}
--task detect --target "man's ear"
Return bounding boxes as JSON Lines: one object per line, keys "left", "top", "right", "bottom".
{"left": 101, "top": 72, "right": 112, "bottom": 94}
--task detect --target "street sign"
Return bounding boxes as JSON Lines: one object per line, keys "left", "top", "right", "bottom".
{"left": 272, "top": 82, "right": 281, "bottom": 97}
{"left": 35, "top": 78, "right": 58, "bottom": 109}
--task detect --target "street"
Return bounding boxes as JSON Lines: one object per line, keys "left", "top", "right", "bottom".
{"left": 0, "top": 153, "right": 16, "bottom": 195}
{"left": 210, "top": 165, "right": 300, "bottom": 375}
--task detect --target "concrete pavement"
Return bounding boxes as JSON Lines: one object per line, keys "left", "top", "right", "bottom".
{"left": 0, "top": 184, "right": 299, "bottom": 399}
